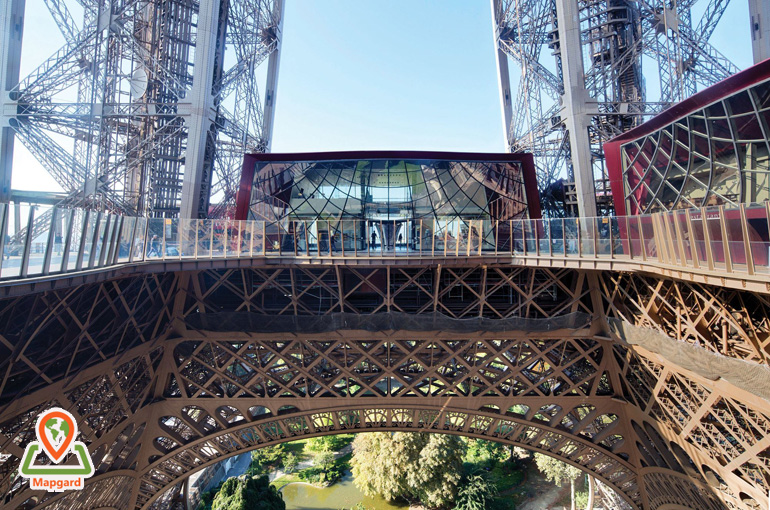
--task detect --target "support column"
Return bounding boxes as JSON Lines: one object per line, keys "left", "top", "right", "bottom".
{"left": 180, "top": 0, "right": 223, "bottom": 219}
{"left": 490, "top": 0, "right": 514, "bottom": 151}
{"left": 0, "top": 0, "right": 24, "bottom": 203}
{"left": 556, "top": 0, "right": 597, "bottom": 218}
{"left": 261, "top": 0, "right": 285, "bottom": 151}
{"left": 750, "top": 0, "right": 770, "bottom": 63}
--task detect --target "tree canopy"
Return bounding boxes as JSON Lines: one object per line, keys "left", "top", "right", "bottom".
{"left": 350, "top": 432, "right": 464, "bottom": 509}
{"left": 534, "top": 454, "right": 583, "bottom": 510}
{"left": 533, "top": 454, "right": 581, "bottom": 486}
{"left": 454, "top": 473, "right": 498, "bottom": 510}
{"left": 211, "top": 475, "right": 285, "bottom": 510}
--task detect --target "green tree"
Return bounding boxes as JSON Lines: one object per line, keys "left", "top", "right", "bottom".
{"left": 406, "top": 434, "right": 463, "bottom": 508}
{"left": 283, "top": 452, "right": 297, "bottom": 473}
{"left": 351, "top": 432, "right": 464, "bottom": 508}
{"left": 211, "top": 475, "right": 285, "bottom": 510}
{"left": 251, "top": 445, "right": 285, "bottom": 467}
{"left": 316, "top": 450, "right": 336, "bottom": 472}
{"left": 534, "top": 454, "right": 582, "bottom": 510}
{"left": 464, "top": 439, "right": 507, "bottom": 466}
{"left": 454, "top": 472, "right": 498, "bottom": 510}
{"left": 305, "top": 435, "right": 350, "bottom": 453}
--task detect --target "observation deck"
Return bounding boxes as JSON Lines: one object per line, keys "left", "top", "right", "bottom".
{"left": 2, "top": 201, "right": 770, "bottom": 295}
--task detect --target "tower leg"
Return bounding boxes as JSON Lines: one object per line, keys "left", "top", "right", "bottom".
{"left": 750, "top": 0, "right": 770, "bottom": 63}
{"left": 556, "top": 0, "right": 597, "bottom": 218}
{"left": 0, "top": 0, "right": 24, "bottom": 203}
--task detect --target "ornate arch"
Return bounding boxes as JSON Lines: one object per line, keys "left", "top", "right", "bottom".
{"left": 2, "top": 267, "right": 770, "bottom": 510}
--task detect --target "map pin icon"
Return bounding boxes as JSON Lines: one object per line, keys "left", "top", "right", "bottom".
{"left": 36, "top": 408, "right": 77, "bottom": 464}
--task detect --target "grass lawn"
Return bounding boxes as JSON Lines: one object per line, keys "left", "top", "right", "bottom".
{"left": 270, "top": 473, "right": 300, "bottom": 491}
{"left": 282, "top": 439, "right": 311, "bottom": 462}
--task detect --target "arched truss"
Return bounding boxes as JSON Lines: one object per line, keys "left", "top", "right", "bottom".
{"left": 0, "top": 266, "right": 769, "bottom": 510}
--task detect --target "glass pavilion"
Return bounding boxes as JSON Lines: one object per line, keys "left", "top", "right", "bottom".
{"left": 606, "top": 58, "right": 770, "bottom": 215}
{"left": 235, "top": 151, "right": 540, "bottom": 253}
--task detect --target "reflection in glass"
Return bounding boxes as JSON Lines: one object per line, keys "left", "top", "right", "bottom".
{"left": 620, "top": 77, "right": 770, "bottom": 213}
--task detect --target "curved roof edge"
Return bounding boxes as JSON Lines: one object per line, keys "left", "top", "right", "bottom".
{"left": 242, "top": 149, "right": 534, "bottom": 162}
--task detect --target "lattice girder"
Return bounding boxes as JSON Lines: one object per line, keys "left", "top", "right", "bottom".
{"left": 0, "top": 265, "right": 769, "bottom": 509}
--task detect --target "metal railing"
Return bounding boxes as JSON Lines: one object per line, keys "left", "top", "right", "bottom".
{"left": 2, "top": 202, "right": 770, "bottom": 281}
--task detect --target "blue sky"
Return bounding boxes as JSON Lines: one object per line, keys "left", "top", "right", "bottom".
{"left": 271, "top": 0, "right": 503, "bottom": 153}
{"left": 12, "top": 0, "right": 756, "bottom": 191}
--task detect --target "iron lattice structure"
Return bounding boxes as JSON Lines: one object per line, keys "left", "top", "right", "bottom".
{"left": 0, "top": 265, "right": 769, "bottom": 509}
{"left": 492, "top": 0, "right": 741, "bottom": 217}
{"left": 1, "top": 0, "right": 283, "bottom": 223}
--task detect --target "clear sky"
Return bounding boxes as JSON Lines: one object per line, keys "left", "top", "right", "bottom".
{"left": 11, "top": 0, "right": 756, "bottom": 192}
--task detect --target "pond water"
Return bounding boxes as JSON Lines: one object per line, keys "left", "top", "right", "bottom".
{"left": 282, "top": 473, "right": 409, "bottom": 510}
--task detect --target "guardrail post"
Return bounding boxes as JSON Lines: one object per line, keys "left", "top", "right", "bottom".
{"left": 700, "top": 208, "right": 715, "bottom": 271}
{"left": 684, "top": 212, "right": 698, "bottom": 269}
{"left": 0, "top": 203, "right": 7, "bottom": 275}
{"left": 127, "top": 211, "right": 137, "bottom": 267}
{"left": 98, "top": 216, "right": 112, "bottom": 267}
{"left": 718, "top": 205, "right": 732, "bottom": 273}
{"left": 739, "top": 204, "right": 755, "bottom": 275}
{"left": 19, "top": 206, "right": 35, "bottom": 277}
{"left": 42, "top": 208, "right": 57, "bottom": 275}
{"left": 577, "top": 218, "right": 582, "bottom": 258}
{"left": 80, "top": 211, "right": 94, "bottom": 269}
{"left": 88, "top": 211, "right": 102, "bottom": 268}
{"left": 109, "top": 216, "right": 124, "bottom": 265}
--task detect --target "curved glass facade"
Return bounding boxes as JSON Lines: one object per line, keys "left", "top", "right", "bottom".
{"left": 239, "top": 156, "right": 534, "bottom": 223}
{"left": 235, "top": 152, "right": 539, "bottom": 252}
{"left": 606, "top": 60, "right": 770, "bottom": 215}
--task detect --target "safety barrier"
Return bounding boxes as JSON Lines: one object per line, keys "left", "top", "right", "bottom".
{"left": 1, "top": 202, "right": 769, "bottom": 281}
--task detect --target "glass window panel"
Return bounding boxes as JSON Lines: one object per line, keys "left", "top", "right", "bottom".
{"left": 64, "top": 211, "right": 84, "bottom": 271}
{"left": 25, "top": 206, "right": 50, "bottom": 276}
{"left": 132, "top": 217, "right": 147, "bottom": 261}
{"left": 549, "top": 219, "right": 563, "bottom": 254}
{"left": 117, "top": 216, "right": 136, "bottom": 263}
{"left": 689, "top": 115, "right": 708, "bottom": 136}
{"left": 565, "top": 219, "right": 578, "bottom": 255}
{"left": 596, "top": 218, "right": 611, "bottom": 255}
{"left": 705, "top": 211, "right": 725, "bottom": 267}
{"left": 610, "top": 217, "right": 623, "bottom": 256}
{"left": 640, "top": 216, "right": 655, "bottom": 258}
{"left": 705, "top": 101, "right": 726, "bottom": 118}
{"left": 752, "top": 80, "right": 770, "bottom": 109}
{"left": 744, "top": 205, "right": 770, "bottom": 270}
{"left": 734, "top": 114, "right": 764, "bottom": 141}
{"left": 1, "top": 208, "right": 21, "bottom": 278}
{"left": 691, "top": 132, "right": 711, "bottom": 158}
{"left": 708, "top": 117, "right": 733, "bottom": 139}
{"left": 579, "top": 218, "right": 595, "bottom": 256}
{"left": 146, "top": 218, "right": 165, "bottom": 259}
{"left": 688, "top": 211, "right": 707, "bottom": 264}
{"left": 628, "top": 218, "right": 642, "bottom": 258}
{"left": 47, "top": 208, "right": 69, "bottom": 272}
{"left": 179, "top": 219, "right": 196, "bottom": 257}
{"left": 727, "top": 91, "right": 754, "bottom": 115}
{"left": 81, "top": 213, "right": 99, "bottom": 266}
